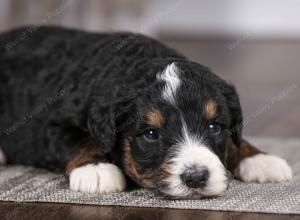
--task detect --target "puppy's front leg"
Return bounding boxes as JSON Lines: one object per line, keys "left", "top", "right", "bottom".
{"left": 66, "top": 141, "right": 126, "bottom": 193}
{"left": 227, "top": 139, "right": 292, "bottom": 183}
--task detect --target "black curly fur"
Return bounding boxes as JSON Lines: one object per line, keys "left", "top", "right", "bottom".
{"left": 0, "top": 26, "right": 242, "bottom": 175}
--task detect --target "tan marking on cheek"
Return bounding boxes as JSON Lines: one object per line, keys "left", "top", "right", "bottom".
{"left": 146, "top": 108, "right": 165, "bottom": 128}
{"left": 66, "top": 141, "right": 108, "bottom": 175}
{"left": 122, "top": 138, "right": 171, "bottom": 188}
{"left": 225, "top": 138, "right": 240, "bottom": 176}
{"left": 204, "top": 100, "right": 218, "bottom": 120}
{"left": 123, "top": 138, "right": 154, "bottom": 187}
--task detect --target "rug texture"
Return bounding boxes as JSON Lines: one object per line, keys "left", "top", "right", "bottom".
{"left": 0, "top": 137, "right": 299, "bottom": 214}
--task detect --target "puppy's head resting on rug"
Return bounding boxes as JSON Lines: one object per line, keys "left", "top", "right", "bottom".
{"left": 118, "top": 61, "right": 242, "bottom": 199}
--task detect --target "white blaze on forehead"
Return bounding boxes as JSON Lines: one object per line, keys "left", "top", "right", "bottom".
{"left": 157, "top": 62, "right": 181, "bottom": 104}
{"left": 162, "top": 121, "right": 228, "bottom": 198}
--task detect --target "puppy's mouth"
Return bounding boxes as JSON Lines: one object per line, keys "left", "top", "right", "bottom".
{"left": 156, "top": 168, "right": 231, "bottom": 199}
{"left": 154, "top": 144, "right": 232, "bottom": 199}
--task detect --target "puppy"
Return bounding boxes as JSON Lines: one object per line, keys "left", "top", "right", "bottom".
{"left": 0, "top": 26, "right": 292, "bottom": 198}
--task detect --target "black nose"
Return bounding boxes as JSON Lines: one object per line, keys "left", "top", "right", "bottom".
{"left": 180, "top": 169, "right": 209, "bottom": 188}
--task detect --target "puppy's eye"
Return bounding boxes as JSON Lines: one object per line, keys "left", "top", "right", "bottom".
{"left": 208, "top": 123, "right": 221, "bottom": 135}
{"left": 143, "top": 129, "right": 160, "bottom": 141}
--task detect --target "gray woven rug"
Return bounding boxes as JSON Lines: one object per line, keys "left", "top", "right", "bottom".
{"left": 0, "top": 137, "right": 299, "bottom": 214}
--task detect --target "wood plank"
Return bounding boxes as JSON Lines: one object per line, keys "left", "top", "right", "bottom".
{"left": 0, "top": 202, "right": 299, "bottom": 220}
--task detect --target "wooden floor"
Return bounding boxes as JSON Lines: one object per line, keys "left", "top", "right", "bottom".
{"left": 1, "top": 202, "right": 300, "bottom": 220}
{"left": 1, "top": 39, "right": 299, "bottom": 219}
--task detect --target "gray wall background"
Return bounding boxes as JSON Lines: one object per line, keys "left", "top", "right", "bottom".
{"left": 2, "top": 0, "right": 300, "bottom": 38}
{"left": 1, "top": 0, "right": 299, "bottom": 138}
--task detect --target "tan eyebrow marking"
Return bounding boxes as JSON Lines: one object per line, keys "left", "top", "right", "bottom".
{"left": 204, "top": 100, "right": 218, "bottom": 120}
{"left": 145, "top": 108, "right": 165, "bottom": 128}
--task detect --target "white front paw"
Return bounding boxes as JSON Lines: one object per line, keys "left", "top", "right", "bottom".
{"left": 239, "top": 154, "right": 292, "bottom": 183}
{"left": 69, "top": 163, "right": 126, "bottom": 193}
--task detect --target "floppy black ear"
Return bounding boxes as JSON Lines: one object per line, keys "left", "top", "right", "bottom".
{"left": 222, "top": 83, "right": 243, "bottom": 147}
{"left": 86, "top": 90, "right": 139, "bottom": 154}
{"left": 87, "top": 101, "right": 116, "bottom": 154}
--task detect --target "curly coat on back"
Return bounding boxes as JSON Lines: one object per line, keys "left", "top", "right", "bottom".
{"left": 0, "top": 26, "right": 187, "bottom": 170}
